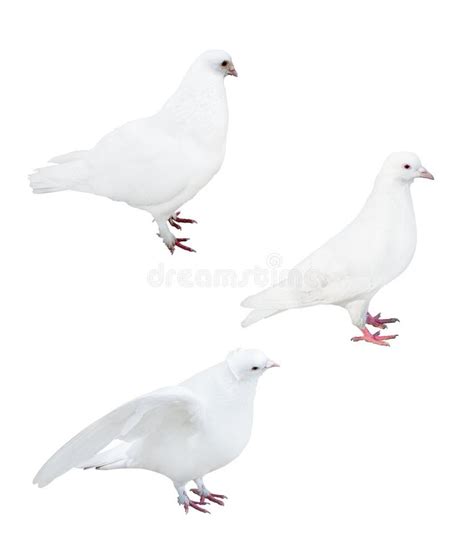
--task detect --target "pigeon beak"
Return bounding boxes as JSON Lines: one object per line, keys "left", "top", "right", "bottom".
{"left": 416, "top": 167, "right": 434, "bottom": 180}
{"left": 265, "top": 360, "right": 280, "bottom": 369}
{"left": 227, "top": 64, "right": 238, "bottom": 77}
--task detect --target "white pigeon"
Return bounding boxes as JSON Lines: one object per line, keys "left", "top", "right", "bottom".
{"left": 241, "top": 152, "right": 434, "bottom": 346}
{"left": 29, "top": 50, "right": 237, "bottom": 254}
{"left": 33, "top": 349, "right": 278, "bottom": 514}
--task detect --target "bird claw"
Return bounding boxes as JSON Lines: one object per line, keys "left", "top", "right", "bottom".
{"left": 158, "top": 234, "right": 196, "bottom": 254}
{"left": 184, "top": 500, "right": 211, "bottom": 514}
{"left": 178, "top": 493, "right": 210, "bottom": 514}
{"left": 175, "top": 237, "right": 196, "bottom": 253}
{"left": 169, "top": 211, "right": 197, "bottom": 230}
{"left": 190, "top": 488, "right": 227, "bottom": 506}
{"left": 351, "top": 327, "right": 399, "bottom": 347}
{"left": 366, "top": 312, "right": 400, "bottom": 329}
{"left": 169, "top": 219, "right": 182, "bottom": 230}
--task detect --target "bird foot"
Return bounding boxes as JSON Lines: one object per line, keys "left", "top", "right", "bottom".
{"left": 351, "top": 327, "right": 398, "bottom": 347}
{"left": 157, "top": 234, "right": 196, "bottom": 254}
{"left": 177, "top": 492, "right": 210, "bottom": 515}
{"left": 190, "top": 488, "right": 227, "bottom": 506}
{"left": 169, "top": 211, "right": 197, "bottom": 231}
{"left": 173, "top": 237, "right": 196, "bottom": 254}
{"left": 366, "top": 312, "right": 400, "bottom": 329}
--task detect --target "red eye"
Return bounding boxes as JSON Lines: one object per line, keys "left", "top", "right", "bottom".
{"left": 403, "top": 164, "right": 411, "bottom": 169}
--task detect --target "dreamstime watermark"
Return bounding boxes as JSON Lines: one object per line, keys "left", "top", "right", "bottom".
{"left": 147, "top": 253, "right": 325, "bottom": 289}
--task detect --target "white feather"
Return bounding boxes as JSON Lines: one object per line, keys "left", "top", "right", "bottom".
{"left": 34, "top": 350, "right": 275, "bottom": 506}
{"left": 242, "top": 152, "right": 431, "bottom": 332}
{"left": 49, "top": 150, "right": 88, "bottom": 164}
{"left": 29, "top": 50, "right": 236, "bottom": 250}
{"left": 33, "top": 387, "right": 202, "bottom": 487}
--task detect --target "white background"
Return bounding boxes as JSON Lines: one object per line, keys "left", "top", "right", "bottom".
{"left": 1, "top": 0, "right": 473, "bottom": 538}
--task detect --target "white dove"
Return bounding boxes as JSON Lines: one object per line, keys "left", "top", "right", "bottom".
{"left": 29, "top": 50, "right": 237, "bottom": 254}
{"left": 33, "top": 349, "right": 278, "bottom": 514}
{"left": 241, "top": 152, "right": 434, "bottom": 346}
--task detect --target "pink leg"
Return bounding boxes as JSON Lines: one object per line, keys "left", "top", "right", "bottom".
{"left": 351, "top": 327, "right": 398, "bottom": 347}
{"left": 169, "top": 211, "right": 197, "bottom": 230}
{"left": 190, "top": 488, "right": 227, "bottom": 506}
{"left": 366, "top": 312, "right": 400, "bottom": 329}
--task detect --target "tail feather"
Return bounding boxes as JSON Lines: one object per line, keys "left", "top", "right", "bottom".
{"left": 242, "top": 285, "right": 302, "bottom": 311}
{"left": 241, "top": 308, "right": 282, "bottom": 328}
{"left": 29, "top": 160, "right": 89, "bottom": 194}
{"left": 49, "top": 150, "right": 88, "bottom": 164}
{"left": 241, "top": 286, "right": 291, "bottom": 327}
{"left": 241, "top": 281, "right": 322, "bottom": 327}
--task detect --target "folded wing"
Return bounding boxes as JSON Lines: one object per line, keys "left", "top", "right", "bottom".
{"left": 241, "top": 273, "right": 375, "bottom": 327}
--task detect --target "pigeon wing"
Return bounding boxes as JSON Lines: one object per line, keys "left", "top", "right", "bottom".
{"left": 33, "top": 386, "right": 204, "bottom": 487}
{"left": 85, "top": 118, "right": 202, "bottom": 208}
{"left": 242, "top": 272, "right": 374, "bottom": 313}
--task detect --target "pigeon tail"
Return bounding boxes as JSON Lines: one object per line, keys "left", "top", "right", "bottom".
{"left": 241, "top": 282, "right": 324, "bottom": 326}
{"left": 29, "top": 159, "right": 89, "bottom": 194}
{"left": 241, "top": 308, "right": 282, "bottom": 328}
{"left": 49, "top": 150, "right": 88, "bottom": 164}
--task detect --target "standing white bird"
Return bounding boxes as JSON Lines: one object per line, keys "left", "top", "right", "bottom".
{"left": 33, "top": 349, "right": 278, "bottom": 514}
{"left": 241, "top": 152, "right": 434, "bottom": 346}
{"left": 29, "top": 50, "right": 237, "bottom": 254}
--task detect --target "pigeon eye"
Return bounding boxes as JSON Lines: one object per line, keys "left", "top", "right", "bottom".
{"left": 221, "top": 60, "right": 228, "bottom": 67}
{"left": 403, "top": 164, "right": 411, "bottom": 169}
{"left": 251, "top": 366, "right": 259, "bottom": 371}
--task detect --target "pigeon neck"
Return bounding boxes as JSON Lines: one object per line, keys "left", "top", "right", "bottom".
{"left": 375, "top": 170, "right": 413, "bottom": 184}
{"left": 164, "top": 68, "right": 227, "bottom": 114}
{"left": 179, "top": 66, "right": 224, "bottom": 91}
{"left": 371, "top": 174, "right": 413, "bottom": 196}
{"left": 363, "top": 174, "right": 414, "bottom": 215}
{"left": 159, "top": 71, "right": 228, "bottom": 148}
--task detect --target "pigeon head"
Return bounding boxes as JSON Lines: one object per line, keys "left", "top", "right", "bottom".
{"left": 226, "top": 349, "right": 279, "bottom": 381}
{"left": 194, "top": 50, "right": 238, "bottom": 77}
{"left": 380, "top": 152, "right": 434, "bottom": 183}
